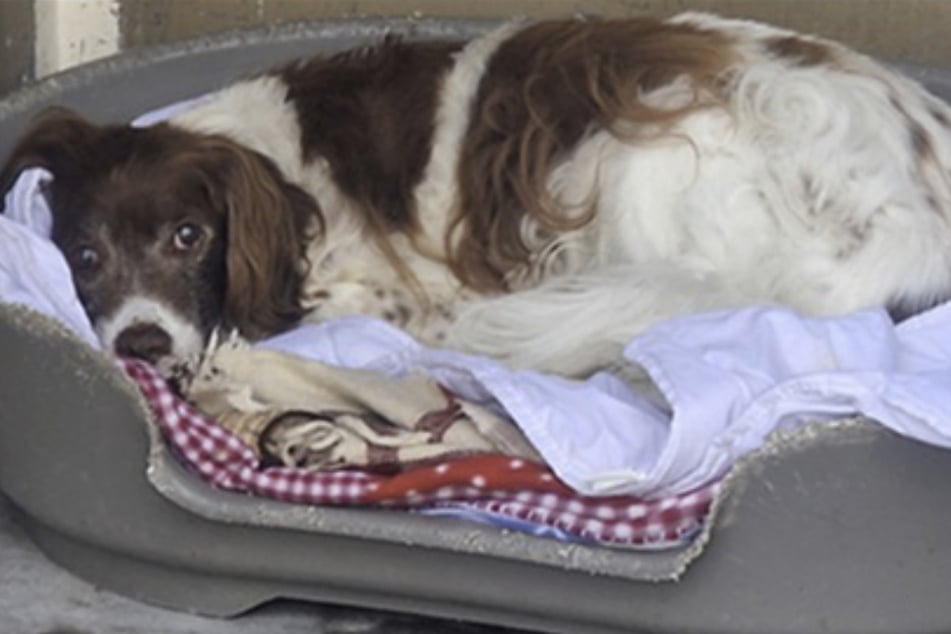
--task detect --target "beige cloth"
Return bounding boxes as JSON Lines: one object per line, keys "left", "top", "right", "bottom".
{"left": 183, "top": 335, "right": 540, "bottom": 472}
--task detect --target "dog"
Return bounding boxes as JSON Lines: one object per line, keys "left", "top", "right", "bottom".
{"left": 2, "top": 13, "right": 951, "bottom": 378}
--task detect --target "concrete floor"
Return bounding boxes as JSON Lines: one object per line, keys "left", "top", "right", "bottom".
{"left": 0, "top": 495, "right": 525, "bottom": 634}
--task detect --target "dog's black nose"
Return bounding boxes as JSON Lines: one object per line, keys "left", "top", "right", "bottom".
{"left": 114, "top": 323, "right": 173, "bottom": 364}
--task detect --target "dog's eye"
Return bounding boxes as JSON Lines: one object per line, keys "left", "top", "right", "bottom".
{"left": 172, "top": 222, "right": 203, "bottom": 251}
{"left": 74, "top": 246, "right": 101, "bottom": 272}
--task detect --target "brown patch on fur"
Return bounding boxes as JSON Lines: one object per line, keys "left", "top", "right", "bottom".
{"left": 280, "top": 37, "right": 460, "bottom": 230}
{"left": 764, "top": 35, "right": 835, "bottom": 67}
{"left": 450, "top": 18, "right": 736, "bottom": 291}
{"left": 280, "top": 37, "right": 461, "bottom": 294}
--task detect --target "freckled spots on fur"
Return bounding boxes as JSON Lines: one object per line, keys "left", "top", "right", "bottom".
{"left": 849, "top": 222, "right": 868, "bottom": 242}
{"left": 800, "top": 173, "right": 813, "bottom": 191}
{"left": 317, "top": 253, "right": 335, "bottom": 271}
{"left": 751, "top": 188, "right": 783, "bottom": 227}
{"left": 834, "top": 245, "right": 853, "bottom": 260}
{"left": 931, "top": 106, "right": 951, "bottom": 129}
{"left": 925, "top": 193, "right": 946, "bottom": 219}
{"left": 764, "top": 36, "right": 834, "bottom": 67}
{"left": 800, "top": 173, "right": 820, "bottom": 215}
{"left": 889, "top": 92, "right": 940, "bottom": 166}
{"left": 835, "top": 219, "right": 872, "bottom": 260}
{"left": 396, "top": 303, "right": 413, "bottom": 324}
{"left": 909, "top": 119, "right": 936, "bottom": 161}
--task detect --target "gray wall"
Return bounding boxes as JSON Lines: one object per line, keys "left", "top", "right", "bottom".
{"left": 0, "top": 1, "right": 35, "bottom": 95}
{"left": 2, "top": 0, "right": 951, "bottom": 96}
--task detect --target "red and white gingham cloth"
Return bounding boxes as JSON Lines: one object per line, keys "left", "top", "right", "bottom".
{"left": 123, "top": 358, "right": 720, "bottom": 548}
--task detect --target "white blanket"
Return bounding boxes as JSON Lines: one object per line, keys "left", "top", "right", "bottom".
{"left": 4, "top": 101, "right": 951, "bottom": 498}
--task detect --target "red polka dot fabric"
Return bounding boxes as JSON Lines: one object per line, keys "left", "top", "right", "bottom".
{"left": 123, "top": 359, "right": 720, "bottom": 549}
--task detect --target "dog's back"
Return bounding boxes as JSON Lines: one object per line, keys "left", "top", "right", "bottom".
{"left": 4, "top": 14, "right": 951, "bottom": 377}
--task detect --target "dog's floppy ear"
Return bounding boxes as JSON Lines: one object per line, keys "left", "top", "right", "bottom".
{"left": 0, "top": 108, "right": 99, "bottom": 208}
{"left": 198, "top": 137, "right": 322, "bottom": 340}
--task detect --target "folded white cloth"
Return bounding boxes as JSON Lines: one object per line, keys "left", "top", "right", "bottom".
{"left": 0, "top": 170, "right": 99, "bottom": 347}
{"left": 5, "top": 98, "right": 951, "bottom": 498}
{"left": 259, "top": 305, "right": 951, "bottom": 498}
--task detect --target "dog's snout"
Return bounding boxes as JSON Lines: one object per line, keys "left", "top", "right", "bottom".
{"left": 114, "top": 323, "right": 173, "bottom": 364}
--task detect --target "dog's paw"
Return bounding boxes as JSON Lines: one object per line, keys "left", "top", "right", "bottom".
{"left": 181, "top": 328, "right": 244, "bottom": 388}
{"left": 182, "top": 329, "right": 273, "bottom": 415}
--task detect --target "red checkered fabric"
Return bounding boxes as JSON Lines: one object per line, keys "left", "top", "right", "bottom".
{"left": 123, "top": 358, "right": 720, "bottom": 548}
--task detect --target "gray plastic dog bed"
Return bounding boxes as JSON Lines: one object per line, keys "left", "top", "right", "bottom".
{"left": 3, "top": 18, "right": 951, "bottom": 634}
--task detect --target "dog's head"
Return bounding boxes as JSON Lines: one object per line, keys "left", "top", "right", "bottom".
{"left": 0, "top": 109, "right": 320, "bottom": 368}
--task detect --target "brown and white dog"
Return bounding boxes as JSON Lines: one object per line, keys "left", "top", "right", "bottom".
{"left": 2, "top": 13, "right": 951, "bottom": 378}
